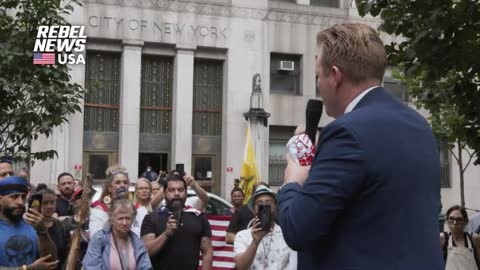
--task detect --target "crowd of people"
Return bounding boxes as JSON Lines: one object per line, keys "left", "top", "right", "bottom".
{"left": 2, "top": 157, "right": 480, "bottom": 270}
{"left": 2, "top": 22, "right": 480, "bottom": 270}
{"left": 0, "top": 154, "right": 301, "bottom": 270}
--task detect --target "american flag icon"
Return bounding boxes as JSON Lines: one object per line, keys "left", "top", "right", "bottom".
{"left": 33, "top": 53, "right": 55, "bottom": 65}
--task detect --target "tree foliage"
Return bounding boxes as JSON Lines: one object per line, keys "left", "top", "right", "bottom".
{"left": 356, "top": 0, "right": 480, "bottom": 164}
{"left": 0, "top": 0, "right": 84, "bottom": 162}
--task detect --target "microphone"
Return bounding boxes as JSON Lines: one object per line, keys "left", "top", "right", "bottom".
{"left": 115, "top": 187, "right": 128, "bottom": 200}
{"left": 305, "top": 99, "right": 323, "bottom": 144}
{"left": 286, "top": 100, "right": 323, "bottom": 166}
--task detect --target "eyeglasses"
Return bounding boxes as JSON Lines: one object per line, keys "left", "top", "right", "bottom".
{"left": 447, "top": 217, "right": 465, "bottom": 224}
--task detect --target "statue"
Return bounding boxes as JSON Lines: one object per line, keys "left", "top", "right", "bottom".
{"left": 252, "top": 73, "right": 261, "bottom": 92}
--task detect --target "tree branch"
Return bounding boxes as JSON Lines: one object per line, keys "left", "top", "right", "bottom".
{"left": 449, "top": 147, "right": 460, "bottom": 165}
{"left": 463, "top": 151, "right": 478, "bottom": 174}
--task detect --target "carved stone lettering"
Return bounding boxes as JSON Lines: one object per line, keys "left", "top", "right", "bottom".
{"left": 88, "top": 16, "right": 228, "bottom": 40}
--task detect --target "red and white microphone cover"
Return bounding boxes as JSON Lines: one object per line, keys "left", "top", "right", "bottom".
{"left": 286, "top": 133, "right": 316, "bottom": 166}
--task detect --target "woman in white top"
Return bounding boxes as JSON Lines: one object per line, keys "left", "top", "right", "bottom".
{"left": 89, "top": 165, "right": 135, "bottom": 237}
{"left": 440, "top": 205, "right": 480, "bottom": 270}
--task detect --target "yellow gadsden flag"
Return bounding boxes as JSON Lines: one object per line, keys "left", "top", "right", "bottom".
{"left": 238, "top": 125, "right": 259, "bottom": 204}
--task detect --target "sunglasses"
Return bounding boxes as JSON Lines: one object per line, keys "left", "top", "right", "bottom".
{"left": 111, "top": 170, "right": 128, "bottom": 177}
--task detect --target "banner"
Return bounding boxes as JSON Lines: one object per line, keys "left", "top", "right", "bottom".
{"left": 238, "top": 125, "right": 259, "bottom": 204}
{"left": 199, "top": 215, "right": 235, "bottom": 269}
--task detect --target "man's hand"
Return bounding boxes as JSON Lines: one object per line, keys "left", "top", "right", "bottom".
{"left": 184, "top": 175, "right": 196, "bottom": 188}
{"left": 283, "top": 124, "right": 313, "bottom": 187}
{"left": 250, "top": 218, "right": 269, "bottom": 245}
{"left": 164, "top": 214, "right": 178, "bottom": 237}
{"left": 27, "top": 254, "right": 59, "bottom": 270}
{"left": 284, "top": 153, "right": 311, "bottom": 187}
{"left": 24, "top": 208, "right": 47, "bottom": 233}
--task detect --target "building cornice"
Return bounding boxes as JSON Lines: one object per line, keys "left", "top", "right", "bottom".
{"left": 82, "top": 0, "right": 380, "bottom": 26}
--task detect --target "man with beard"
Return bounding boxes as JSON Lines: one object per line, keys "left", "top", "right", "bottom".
{"left": 141, "top": 174, "right": 213, "bottom": 270}
{"left": 234, "top": 185, "right": 296, "bottom": 270}
{"left": 0, "top": 176, "right": 58, "bottom": 269}
{"left": 55, "top": 172, "right": 75, "bottom": 218}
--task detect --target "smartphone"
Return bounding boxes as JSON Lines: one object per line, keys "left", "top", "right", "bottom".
{"left": 258, "top": 204, "right": 272, "bottom": 231}
{"left": 28, "top": 193, "right": 43, "bottom": 212}
{"left": 175, "top": 163, "right": 185, "bottom": 177}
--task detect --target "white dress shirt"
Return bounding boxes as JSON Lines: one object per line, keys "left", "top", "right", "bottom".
{"left": 344, "top": 86, "right": 379, "bottom": 114}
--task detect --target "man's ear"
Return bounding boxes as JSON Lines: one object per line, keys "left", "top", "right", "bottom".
{"left": 331, "top": 65, "right": 343, "bottom": 89}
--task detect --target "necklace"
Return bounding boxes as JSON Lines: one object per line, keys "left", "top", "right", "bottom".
{"left": 262, "top": 232, "right": 274, "bottom": 268}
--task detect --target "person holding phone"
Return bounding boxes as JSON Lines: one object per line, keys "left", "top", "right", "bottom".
{"left": 234, "top": 184, "right": 296, "bottom": 270}
{"left": 38, "top": 189, "right": 69, "bottom": 270}
{"left": 0, "top": 176, "right": 59, "bottom": 269}
{"left": 141, "top": 174, "right": 213, "bottom": 270}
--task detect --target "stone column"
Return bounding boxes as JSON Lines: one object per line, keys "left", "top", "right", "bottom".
{"left": 171, "top": 44, "right": 195, "bottom": 174}
{"left": 68, "top": 62, "right": 86, "bottom": 180}
{"left": 119, "top": 40, "right": 143, "bottom": 181}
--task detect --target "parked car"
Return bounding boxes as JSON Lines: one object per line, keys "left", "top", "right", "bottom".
{"left": 186, "top": 190, "right": 233, "bottom": 216}
{"left": 90, "top": 184, "right": 232, "bottom": 216}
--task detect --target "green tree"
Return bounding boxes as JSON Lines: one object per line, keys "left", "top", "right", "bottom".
{"left": 356, "top": 0, "right": 480, "bottom": 207}
{"left": 0, "top": 0, "right": 84, "bottom": 162}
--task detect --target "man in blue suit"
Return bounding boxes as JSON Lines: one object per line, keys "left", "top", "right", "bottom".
{"left": 277, "top": 23, "right": 444, "bottom": 270}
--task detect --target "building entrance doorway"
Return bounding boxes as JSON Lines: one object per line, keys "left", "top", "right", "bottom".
{"left": 138, "top": 153, "right": 168, "bottom": 179}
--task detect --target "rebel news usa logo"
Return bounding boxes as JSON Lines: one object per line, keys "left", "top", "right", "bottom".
{"left": 33, "top": 26, "right": 87, "bottom": 65}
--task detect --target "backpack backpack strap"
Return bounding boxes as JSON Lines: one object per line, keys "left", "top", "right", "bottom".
{"left": 442, "top": 232, "right": 449, "bottom": 261}
{"left": 466, "top": 233, "right": 480, "bottom": 270}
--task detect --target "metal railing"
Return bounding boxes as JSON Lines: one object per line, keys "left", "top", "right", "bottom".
{"left": 269, "top": 155, "right": 287, "bottom": 186}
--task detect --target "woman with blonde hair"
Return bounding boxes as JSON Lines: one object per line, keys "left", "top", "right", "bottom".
{"left": 89, "top": 164, "right": 131, "bottom": 237}
{"left": 135, "top": 178, "right": 152, "bottom": 211}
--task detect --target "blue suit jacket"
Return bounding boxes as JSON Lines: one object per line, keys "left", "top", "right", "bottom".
{"left": 278, "top": 87, "right": 444, "bottom": 270}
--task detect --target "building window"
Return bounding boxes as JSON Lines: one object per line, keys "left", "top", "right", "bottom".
{"left": 269, "top": 126, "right": 296, "bottom": 186}
{"left": 440, "top": 142, "right": 451, "bottom": 188}
{"left": 140, "top": 55, "right": 173, "bottom": 134}
{"left": 84, "top": 52, "right": 121, "bottom": 132}
{"left": 193, "top": 59, "right": 223, "bottom": 136}
{"left": 270, "top": 53, "right": 302, "bottom": 96}
{"left": 310, "top": 0, "right": 339, "bottom": 8}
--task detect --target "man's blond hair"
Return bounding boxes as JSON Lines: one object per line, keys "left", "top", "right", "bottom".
{"left": 316, "top": 23, "right": 387, "bottom": 84}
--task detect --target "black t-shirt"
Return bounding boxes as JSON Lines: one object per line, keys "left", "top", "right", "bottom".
{"left": 48, "top": 219, "right": 69, "bottom": 270}
{"left": 141, "top": 209, "right": 212, "bottom": 270}
{"left": 55, "top": 196, "right": 73, "bottom": 216}
{"left": 226, "top": 205, "right": 254, "bottom": 233}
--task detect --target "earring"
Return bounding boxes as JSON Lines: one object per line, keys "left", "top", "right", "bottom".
{"left": 103, "top": 194, "right": 111, "bottom": 205}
